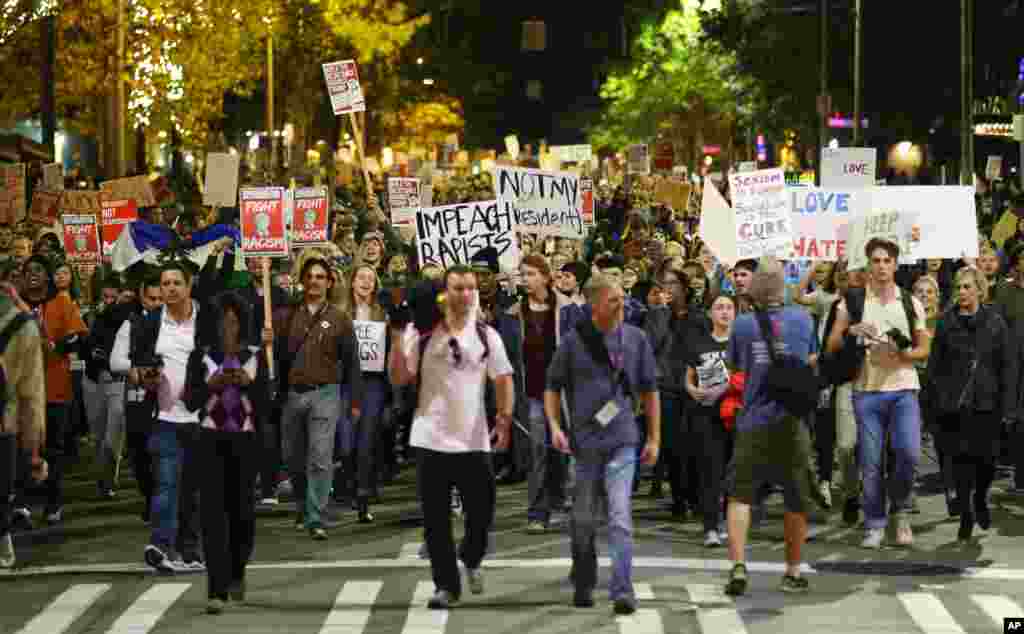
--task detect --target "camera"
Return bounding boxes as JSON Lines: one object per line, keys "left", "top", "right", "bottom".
{"left": 885, "top": 328, "right": 912, "bottom": 351}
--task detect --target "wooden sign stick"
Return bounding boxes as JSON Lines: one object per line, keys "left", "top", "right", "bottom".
{"left": 262, "top": 256, "right": 275, "bottom": 381}
{"left": 348, "top": 112, "right": 375, "bottom": 204}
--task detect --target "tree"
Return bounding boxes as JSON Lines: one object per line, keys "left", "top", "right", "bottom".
{"left": 378, "top": 95, "right": 464, "bottom": 152}
{"left": 589, "top": 0, "right": 765, "bottom": 168}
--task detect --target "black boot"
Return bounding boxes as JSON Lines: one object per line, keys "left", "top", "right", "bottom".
{"left": 958, "top": 511, "right": 974, "bottom": 542}
{"left": 945, "top": 489, "right": 961, "bottom": 517}
{"left": 357, "top": 497, "right": 374, "bottom": 524}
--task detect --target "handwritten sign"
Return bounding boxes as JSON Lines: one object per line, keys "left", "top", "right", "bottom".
{"left": 387, "top": 177, "right": 420, "bottom": 227}
{"left": 551, "top": 144, "right": 592, "bottom": 164}
{"left": 203, "top": 153, "right": 240, "bottom": 207}
{"left": 869, "top": 186, "right": 978, "bottom": 262}
{"left": 291, "top": 187, "right": 329, "bottom": 246}
{"left": 728, "top": 168, "right": 794, "bottom": 259}
{"left": 100, "top": 199, "right": 138, "bottom": 256}
{"left": 627, "top": 144, "right": 650, "bottom": 175}
{"left": 416, "top": 199, "right": 520, "bottom": 272}
{"left": 0, "top": 164, "right": 26, "bottom": 224}
{"left": 42, "top": 163, "right": 63, "bottom": 191}
{"left": 101, "top": 176, "right": 156, "bottom": 207}
{"left": 59, "top": 190, "right": 102, "bottom": 216}
{"left": 821, "top": 147, "right": 876, "bottom": 188}
{"left": 788, "top": 188, "right": 863, "bottom": 261}
{"left": 353, "top": 320, "right": 386, "bottom": 373}
{"left": 494, "top": 166, "right": 584, "bottom": 239}
{"left": 30, "top": 190, "right": 61, "bottom": 224}
{"left": 62, "top": 215, "right": 100, "bottom": 264}
{"left": 846, "top": 210, "right": 918, "bottom": 271}
{"left": 240, "top": 187, "right": 288, "bottom": 257}
{"left": 322, "top": 60, "right": 365, "bottom": 115}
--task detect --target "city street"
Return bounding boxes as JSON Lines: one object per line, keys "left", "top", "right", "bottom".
{"left": 2, "top": 457, "right": 1024, "bottom": 633}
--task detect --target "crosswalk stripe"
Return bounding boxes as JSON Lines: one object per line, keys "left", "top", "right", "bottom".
{"left": 105, "top": 583, "right": 191, "bottom": 634}
{"left": 400, "top": 543, "right": 422, "bottom": 559}
{"left": 616, "top": 584, "right": 663, "bottom": 634}
{"left": 686, "top": 584, "right": 748, "bottom": 634}
{"left": 898, "top": 593, "right": 967, "bottom": 634}
{"left": 970, "top": 594, "right": 1024, "bottom": 628}
{"left": 320, "top": 581, "right": 384, "bottom": 634}
{"left": 401, "top": 581, "right": 447, "bottom": 634}
{"left": 14, "top": 583, "right": 110, "bottom": 634}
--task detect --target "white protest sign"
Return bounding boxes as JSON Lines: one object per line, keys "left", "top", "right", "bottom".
{"left": 203, "top": 153, "right": 240, "bottom": 207}
{"left": 415, "top": 200, "right": 521, "bottom": 272}
{"left": 353, "top": 320, "right": 386, "bottom": 373}
{"left": 869, "top": 186, "right": 978, "bottom": 262}
{"left": 821, "top": 147, "right": 876, "bottom": 188}
{"left": 699, "top": 180, "right": 738, "bottom": 266}
{"left": 493, "top": 166, "right": 584, "bottom": 239}
{"left": 788, "top": 188, "right": 864, "bottom": 261}
{"left": 387, "top": 177, "right": 420, "bottom": 227}
{"left": 322, "top": 60, "right": 365, "bottom": 115}
{"left": 627, "top": 144, "right": 650, "bottom": 175}
{"left": 846, "top": 209, "right": 918, "bottom": 271}
{"left": 728, "top": 168, "right": 794, "bottom": 259}
{"left": 738, "top": 161, "right": 756, "bottom": 173}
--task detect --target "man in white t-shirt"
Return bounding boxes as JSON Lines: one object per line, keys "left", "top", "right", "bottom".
{"left": 389, "top": 265, "right": 515, "bottom": 610}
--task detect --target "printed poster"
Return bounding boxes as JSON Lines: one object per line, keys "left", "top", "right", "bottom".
{"left": 322, "top": 60, "right": 366, "bottom": 115}
{"left": 494, "top": 166, "right": 585, "bottom": 239}
{"left": 580, "top": 177, "right": 595, "bottom": 226}
{"left": 728, "top": 168, "right": 794, "bottom": 259}
{"left": 415, "top": 200, "right": 520, "bottom": 272}
{"left": 353, "top": 320, "right": 386, "bottom": 373}
{"left": 100, "top": 199, "right": 138, "bottom": 256}
{"left": 62, "top": 215, "right": 100, "bottom": 264}
{"left": 291, "top": 187, "right": 329, "bottom": 246}
{"left": 388, "top": 177, "right": 421, "bottom": 227}
{"left": 240, "top": 187, "right": 288, "bottom": 257}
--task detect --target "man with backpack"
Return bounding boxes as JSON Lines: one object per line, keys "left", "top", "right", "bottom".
{"left": 826, "top": 238, "right": 930, "bottom": 549}
{"left": 0, "top": 288, "right": 47, "bottom": 568}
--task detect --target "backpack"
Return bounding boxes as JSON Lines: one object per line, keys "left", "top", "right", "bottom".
{"left": 415, "top": 321, "right": 491, "bottom": 393}
{"left": 819, "top": 287, "right": 918, "bottom": 386}
{"left": 754, "top": 310, "right": 820, "bottom": 418}
{"left": 0, "top": 311, "right": 33, "bottom": 424}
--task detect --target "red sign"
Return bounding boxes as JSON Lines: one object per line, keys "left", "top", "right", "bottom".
{"left": 100, "top": 199, "right": 138, "bottom": 256}
{"left": 702, "top": 145, "right": 722, "bottom": 156}
{"left": 30, "top": 191, "right": 61, "bottom": 224}
{"left": 580, "top": 177, "right": 594, "bottom": 225}
{"left": 240, "top": 187, "right": 288, "bottom": 257}
{"left": 654, "top": 142, "right": 674, "bottom": 171}
{"left": 291, "top": 187, "right": 329, "bottom": 246}
{"left": 62, "top": 215, "right": 100, "bottom": 264}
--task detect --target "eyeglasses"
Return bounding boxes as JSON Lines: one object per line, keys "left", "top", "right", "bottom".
{"left": 449, "top": 337, "right": 463, "bottom": 368}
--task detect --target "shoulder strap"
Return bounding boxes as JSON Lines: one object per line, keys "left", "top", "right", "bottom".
{"left": 575, "top": 318, "right": 613, "bottom": 369}
{"left": 753, "top": 311, "right": 779, "bottom": 363}
{"left": 845, "top": 288, "right": 867, "bottom": 323}
{"left": 415, "top": 330, "right": 434, "bottom": 392}
{"left": 0, "top": 312, "right": 31, "bottom": 357}
{"left": 899, "top": 287, "right": 918, "bottom": 333}
{"left": 821, "top": 297, "right": 842, "bottom": 346}
{"left": 476, "top": 321, "right": 490, "bottom": 360}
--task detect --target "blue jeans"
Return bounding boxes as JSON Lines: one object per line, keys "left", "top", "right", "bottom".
{"left": 147, "top": 421, "right": 200, "bottom": 552}
{"left": 337, "top": 376, "right": 387, "bottom": 497}
{"left": 527, "top": 398, "right": 567, "bottom": 523}
{"left": 282, "top": 385, "right": 342, "bottom": 529}
{"left": 852, "top": 390, "right": 921, "bottom": 529}
{"left": 570, "top": 444, "right": 636, "bottom": 601}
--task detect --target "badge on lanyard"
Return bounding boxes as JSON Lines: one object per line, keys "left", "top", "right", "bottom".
{"left": 321, "top": 320, "right": 330, "bottom": 329}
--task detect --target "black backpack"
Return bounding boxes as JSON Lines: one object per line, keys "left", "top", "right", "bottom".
{"left": 754, "top": 310, "right": 820, "bottom": 418}
{"left": 0, "top": 311, "right": 33, "bottom": 423}
{"left": 819, "top": 287, "right": 918, "bottom": 386}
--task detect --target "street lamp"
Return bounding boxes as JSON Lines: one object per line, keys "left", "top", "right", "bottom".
{"left": 416, "top": 57, "right": 424, "bottom": 65}
{"left": 423, "top": 78, "right": 434, "bottom": 86}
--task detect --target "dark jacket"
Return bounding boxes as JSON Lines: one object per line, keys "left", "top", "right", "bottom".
{"left": 926, "top": 305, "right": 1017, "bottom": 419}
{"left": 184, "top": 344, "right": 271, "bottom": 432}
{"left": 484, "top": 308, "right": 528, "bottom": 429}
{"left": 643, "top": 304, "right": 708, "bottom": 399}
{"left": 84, "top": 301, "right": 136, "bottom": 381}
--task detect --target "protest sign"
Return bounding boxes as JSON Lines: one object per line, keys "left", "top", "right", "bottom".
{"left": 986, "top": 156, "right": 1003, "bottom": 181}
{"left": 59, "top": 190, "right": 102, "bottom": 215}
{"left": 420, "top": 183, "right": 434, "bottom": 208}
{"left": 869, "top": 187, "right": 978, "bottom": 262}
{"left": 30, "top": 190, "right": 61, "bottom": 224}
{"left": 738, "top": 161, "right": 757, "bottom": 173}
{"left": 100, "top": 199, "right": 138, "bottom": 256}
{"left": 992, "top": 210, "right": 1019, "bottom": 249}
{"left": 699, "top": 179, "right": 738, "bottom": 266}
{"left": 728, "top": 168, "right": 794, "bottom": 259}
{"left": 203, "top": 153, "right": 240, "bottom": 207}
{"left": 62, "top": 215, "right": 100, "bottom": 264}
{"left": 0, "top": 164, "right": 26, "bottom": 224}
{"left": 654, "top": 142, "right": 674, "bottom": 171}
{"left": 847, "top": 210, "right": 918, "bottom": 271}
{"left": 240, "top": 187, "right": 288, "bottom": 257}
{"left": 101, "top": 176, "right": 156, "bottom": 207}
{"left": 494, "top": 166, "right": 584, "bottom": 239}
{"left": 322, "top": 60, "right": 365, "bottom": 115}
{"left": 42, "top": 163, "right": 64, "bottom": 191}
{"left": 504, "top": 135, "right": 520, "bottom": 160}
{"left": 580, "top": 177, "right": 595, "bottom": 226}
{"left": 788, "top": 188, "right": 863, "bottom": 260}
{"left": 353, "top": 320, "right": 386, "bottom": 373}
{"left": 387, "top": 177, "right": 420, "bottom": 227}
{"left": 551, "top": 144, "right": 592, "bottom": 164}
{"left": 415, "top": 199, "right": 520, "bottom": 272}
{"left": 654, "top": 180, "right": 691, "bottom": 211}
{"left": 821, "top": 147, "right": 876, "bottom": 188}
{"left": 627, "top": 144, "right": 650, "bottom": 175}
{"left": 291, "top": 187, "right": 329, "bottom": 246}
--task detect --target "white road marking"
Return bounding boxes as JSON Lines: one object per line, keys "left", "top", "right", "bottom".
{"left": 320, "top": 580, "right": 383, "bottom": 634}
{"left": 820, "top": 553, "right": 843, "bottom": 562}
{"left": 686, "top": 584, "right": 748, "bottom": 634}
{"left": 616, "top": 584, "right": 663, "bottom": 634}
{"left": 399, "top": 543, "right": 422, "bottom": 559}
{"left": 13, "top": 583, "right": 109, "bottom": 634}
{"left": 634, "top": 583, "right": 655, "bottom": 601}
{"left": 898, "top": 593, "right": 966, "bottom": 634}
{"left": 970, "top": 594, "right": 1024, "bottom": 628}
{"left": 105, "top": 583, "right": 191, "bottom": 634}
{"left": 400, "top": 581, "right": 447, "bottom": 634}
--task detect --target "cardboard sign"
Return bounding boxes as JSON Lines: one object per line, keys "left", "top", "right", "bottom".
{"left": 728, "top": 168, "right": 794, "bottom": 259}
{"left": 203, "top": 153, "right": 240, "bottom": 207}
{"left": 415, "top": 199, "right": 520, "bottom": 272}
{"left": 322, "top": 60, "right": 366, "bottom": 115}
{"left": 30, "top": 190, "right": 61, "bottom": 224}
{"left": 627, "top": 144, "right": 650, "bottom": 175}
{"left": 494, "top": 166, "right": 585, "bottom": 239}
{"left": 654, "top": 180, "right": 691, "bottom": 211}
{"left": 821, "top": 147, "right": 876, "bottom": 188}
{"left": 847, "top": 210, "right": 918, "bottom": 271}
{"left": 353, "top": 320, "right": 386, "bottom": 373}
{"left": 100, "top": 199, "right": 138, "bottom": 256}
{"left": 788, "top": 188, "right": 863, "bottom": 261}
{"left": 580, "top": 177, "right": 595, "bottom": 226}
{"left": 387, "top": 177, "right": 420, "bottom": 227}
{"left": 42, "top": 163, "right": 64, "bottom": 191}
{"left": 986, "top": 155, "right": 1003, "bottom": 181}
{"left": 59, "top": 190, "right": 102, "bottom": 215}
{"left": 291, "top": 187, "right": 329, "bottom": 246}
{"left": 62, "top": 214, "right": 100, "bottom": 264}
{"left": 0, "top": 164, "right": 26, "bottom": 224}
{"left": 869, "top": 186, "right": 978, "bottom": 262}
{"left": 101, "top": 176, "right": 156, "bottom": 207}
{"left": 240, "top": 187, "right": 288, "bottom": 257}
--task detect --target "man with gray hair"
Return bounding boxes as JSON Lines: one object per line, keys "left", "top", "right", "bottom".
{"left": 545, "top": 273, "right": 659, "bottom": 614}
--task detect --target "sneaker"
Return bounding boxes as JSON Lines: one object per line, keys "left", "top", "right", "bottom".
{"left": 45, "top": 506, "right": 64, "bottom": 525}
{"left": 11, "top": 507, "right": 32, "bottom": 531}
{"left": 573, "top": 590, "right": 594, "bottom": 608}
{"left": 206, "top": 598, "right": 226, "bottom": 615}
{"left": 418, "top": 542, "right": 429, "bottom": 559}
{"left": 294, "top": 514, "right": 305, "bottom": 531}
{"left": 819, "top": 481, "right": 833, "bottom": 510}
{"left": 842, "top": 498, "right": 860, "bottom": 526}
{"left": 144, "top": 544, "right": 177, "bottom": 573}
{"left": 704, "top": 529, "right": 722, "bottom": 548}
{"left": 181, "top": 553, "right": 206, "bottom": 571}
{"left": 861, "top": 528, "right": 884, "bottom": 550}
{"left": 613, "top": 596, "right": 637, "bottom": 615}
{"left": 228, "top": 580, "right": 246, "bottom": 602}
{"left": 0, "top": 533, "right": 14, "bottom": 568}
{"left": 466, "top": 567, "right": 484, "bottom": 595}
{"left": 259, "top": 497, "right": 279, "bottom": 506}
{"left": 894, "top": 519, "right": 914, "bottom": 547}
{"left": 526, "top": 520, "right": 546, "bottom": 534}
{"left": 779, "top": 575, "right": 810, "bottom": 593}
{"left": 310, "top": 527, "right": 328, "bottom": 541}
{"left": 427, "top": 589, "right": 458, "bottom": 610}
{"left": 725, "top": 563, "right": 748, "bottom": 597}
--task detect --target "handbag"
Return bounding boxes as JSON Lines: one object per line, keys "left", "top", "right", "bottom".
{"left": 754, "top": 310, "right": 820, "bottom": 418}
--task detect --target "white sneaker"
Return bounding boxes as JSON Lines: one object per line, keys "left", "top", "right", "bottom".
{"left": 819, "top": 481, "right": 833, "bottom": 509}
{"left": 259, "top": 497, "right": 279, "bottom": 506}
{"left": 861, "top": 528, "right": 884, "bottom": 550}
{"left": 0, "top": 533, "right": 14, "bottom": 568}
{"left": 466, "top": 567, "right": 484, "bottom": 594}
{"left": 704, "top": 529, "right": 722, "bottom": 548}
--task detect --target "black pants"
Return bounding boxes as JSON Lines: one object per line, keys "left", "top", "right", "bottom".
{"left": 692, "top": 411, "right": 733, "bottom": 531}
{"left": 43, "top": 403, "right": 69, "bottom": 511}
{"left": 198, "top": 430, "right": 257, "bottom": 600}
{"left": 259, "top": 404, "right": 281, "bottom": 499}
{"left": 667, "top": 405, "right": 701, "bottom": 512}
{"left": 1012, "top": 427, "right": 1024, "bottom": 490}
{"left": 0, "top": 433, "right": 19, "bottom": 536}
{"left": 813, "top": 406, "right": 835, "bottom": 483}
{"left": 417, "top": 449, "right": 495, "bottom": 598}
{"left": 124, "top": 400, "right": 155, "bottom": 515}
{"left": 952, "top": 455, "right": 996, "bottom": 515}
{"left": 175, "top": 425, "right": 203, "bottom": 558}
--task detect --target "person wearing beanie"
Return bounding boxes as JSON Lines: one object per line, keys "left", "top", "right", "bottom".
{"left": 722, "top": 256, "right": 818, "bottom": 597}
